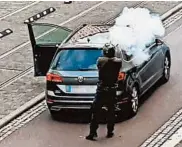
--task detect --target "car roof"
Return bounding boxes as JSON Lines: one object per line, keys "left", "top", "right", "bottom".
{"left": 58, "top": 24, "right": 112, "bottom": 49}
{"left": 59, "top": 42, "right": 105, "bottom": 49}
{"left": 68, "top": 24, "right": 111, "bottom": 43}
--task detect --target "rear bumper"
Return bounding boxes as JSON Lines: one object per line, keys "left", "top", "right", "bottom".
{"left": 46, "top": 91, "right": 129, "bottom": 111}
{"left": 46, "top": 91, "right": 94, "bottom": 111}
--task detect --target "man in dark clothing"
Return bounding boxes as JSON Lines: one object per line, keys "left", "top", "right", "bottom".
{"left": 86, "top": 43, "right": 122, "bottom": 141}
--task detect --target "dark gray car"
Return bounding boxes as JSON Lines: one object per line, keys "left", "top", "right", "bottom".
{"left": 27, "top": 23, "right": 171, "bottom": 119}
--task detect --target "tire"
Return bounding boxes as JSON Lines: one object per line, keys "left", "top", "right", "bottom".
{"left": 160, "top": 55, "right": 171, "bottom": 84}
{"left": 127, "top": 85, "right": 139, "bottom": 118}
{"left": 50, "top": 110, "right": 60, "bottom": 120}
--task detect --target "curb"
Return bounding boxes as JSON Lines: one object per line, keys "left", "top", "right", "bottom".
{"left": 161, "top": 2, "right": 182, "bottom": 21}
{"left": 0, "top": 92, "right": 45, "bottom": 128}
{"left": 1, "top": 2, "right": 182, "bottom": 129}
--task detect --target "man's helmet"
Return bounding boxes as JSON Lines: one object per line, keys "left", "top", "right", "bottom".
{"left": 103, "top": 43, "right": 115, "bottom": 58}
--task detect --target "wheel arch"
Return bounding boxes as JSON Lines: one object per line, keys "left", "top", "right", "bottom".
{"left": 126, "top": 72, "right": 141, "bottom": 96}
{"left": 133, "top": 82, "right": 140, "bottom": 95}
{"left": 162, "top": 45, "right": 171, "bottom": 67}
{"left": 128, "top": 80, "right": 140, "bottom": 96}
{"left": 165, "top": 50, "right": 171, "bottom": 67}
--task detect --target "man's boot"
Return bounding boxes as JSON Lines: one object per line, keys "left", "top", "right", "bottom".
{"left": 106, "top": 132, "right": 114, "bottom": 138}
{"left": 85, "top": 132, "right": 97, "bottom": 141}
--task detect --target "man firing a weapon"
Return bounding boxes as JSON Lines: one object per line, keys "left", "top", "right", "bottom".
{"left": 86, "top": 43, "right": 122, "bottom": 141}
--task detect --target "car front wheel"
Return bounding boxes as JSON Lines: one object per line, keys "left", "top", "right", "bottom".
{"left": 160, "top": 55, "right": 171, "bottom": 84}
{"left": 128, "top": 86, "right": 139, "bottom": 118}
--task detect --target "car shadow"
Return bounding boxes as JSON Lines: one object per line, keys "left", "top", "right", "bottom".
{"left": 51, "top": 109, "right": 130, "bottom": 124}
{"left": 52, "top": 110, "right": 91, "bottom": 124}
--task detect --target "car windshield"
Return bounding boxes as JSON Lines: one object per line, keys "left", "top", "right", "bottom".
{"left": 51, "top": 49, "right": 103, "bottom": 71}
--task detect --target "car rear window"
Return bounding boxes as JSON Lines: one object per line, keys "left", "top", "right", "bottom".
{"left": 51, "top": 49, "right": 103, "bottom": 71}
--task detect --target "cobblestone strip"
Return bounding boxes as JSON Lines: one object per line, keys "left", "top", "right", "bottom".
{"left": 140, "top": 109, "right": 182, "bottom": 147}
{"left": 163, "top": 8, "right": 182, "bottom": 28}
{"left": 0, "top": 101, "right": 47, "bottom": 141}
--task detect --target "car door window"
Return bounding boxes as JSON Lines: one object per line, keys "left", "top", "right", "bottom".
{"left": 32, "top": 24, "right": 72, "bottom": 45}
{"left": 27, "top": 23, "right": 72, "bottom": 76}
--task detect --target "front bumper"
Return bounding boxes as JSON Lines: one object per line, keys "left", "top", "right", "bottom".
{"left": 46, "top": 91, "right": 129, "bottom": 111}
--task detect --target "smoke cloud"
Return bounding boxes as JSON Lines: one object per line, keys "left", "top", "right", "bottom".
{"left": 78, "top": 7, "right": 165, "bottom": 66}
{"left": 109, "top": 7, "right": 165, "bottom": 65}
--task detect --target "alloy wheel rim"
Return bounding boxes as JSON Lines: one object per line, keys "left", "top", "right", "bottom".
{"left": 131, "top": 87, "right": 138, "bottom": 113}
{"left": 164, "top": 57, "right": 170, "bottom": 79}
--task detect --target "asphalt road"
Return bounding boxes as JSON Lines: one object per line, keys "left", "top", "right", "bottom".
{"left": 176, "top": 140, "right": 182, "bottom": 147}
{"left": 0, "top": 5, "right": 182, "bottom": 147}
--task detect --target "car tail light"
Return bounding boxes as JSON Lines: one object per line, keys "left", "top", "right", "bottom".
{"left": 46, "top": 73, "right": 63, "bottom": 82}
{"left": 47, "top": 99, "right": 54, "bottom": 104}
{"left": 118, "top": 72, "right": 126, "bottom": 81}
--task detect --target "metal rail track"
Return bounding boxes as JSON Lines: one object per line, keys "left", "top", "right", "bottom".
{"left": 0, "top": 66, "right": 33, "bottom": 89}
{"left": 0, "top": 1, "right": 146, "bottom": 90}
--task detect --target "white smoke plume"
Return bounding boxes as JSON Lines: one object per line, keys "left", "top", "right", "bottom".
{"left": 109, "top": 7, "right": 165, "bottom": 65}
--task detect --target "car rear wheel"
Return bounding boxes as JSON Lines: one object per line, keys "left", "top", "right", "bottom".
{"left": 128, "top": 86, "right": 139, "bottom": 118}
{"left": 160, "top": 55, "right": 170, "bottom": 84}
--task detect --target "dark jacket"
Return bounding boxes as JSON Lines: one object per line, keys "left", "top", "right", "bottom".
{"left": 97, "top": 57, "right": 122, "bottom": 87}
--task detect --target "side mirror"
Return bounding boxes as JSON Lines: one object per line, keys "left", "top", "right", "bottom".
{"left": 155, "top": 39, "right": 163, "bottom": 45}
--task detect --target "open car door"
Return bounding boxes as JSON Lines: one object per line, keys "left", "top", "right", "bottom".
{"left": 27, "top": 23, "right": 72, "bottom": 76}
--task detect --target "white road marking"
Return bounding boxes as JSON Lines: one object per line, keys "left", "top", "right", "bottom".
{"left": 0, "top": 41, "right": 30, "bottom": 60}
{"left": 58, "top": 1, "right": 106, "bottom": 26}
{"left": 0, "top": 1, "right": 106, "bottom": 60}
{"left": 0, "top": 1, "right": 40, "bottom": 21}
{"left": 28, "top": 1, "right": 107, "bottom": 44}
